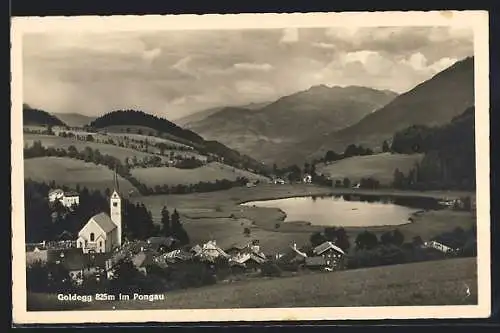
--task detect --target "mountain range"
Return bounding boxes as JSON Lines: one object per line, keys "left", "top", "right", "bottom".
{"left": 175, "top": 101, "right": 271, "bottom": 126}
{"left": 185, "top": 85, "right": 398, "bottom": 165}
{"left": 301, "top": 56, "right": 475, "bottom": 163}
{"left": 23, "top": 56, "right": 474, "bottom": 168}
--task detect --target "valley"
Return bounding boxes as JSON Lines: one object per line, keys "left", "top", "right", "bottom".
{"left": 22, "top": 54, "right": 478, "bottom": 312}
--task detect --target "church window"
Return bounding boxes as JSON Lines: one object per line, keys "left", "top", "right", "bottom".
{"left": 113, "top": 202, "right": 118, "bottom": 207}
{"left": 100, "top": 241, "right": 102, "bottom": 248}
{"left": 90, "top": 233, "right": 95, "bottom": 242}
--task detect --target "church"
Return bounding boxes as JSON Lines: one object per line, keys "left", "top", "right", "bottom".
{"left": 76, "top": 172, "right": 123, "bottom": 254}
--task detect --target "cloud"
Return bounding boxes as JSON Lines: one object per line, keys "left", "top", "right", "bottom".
{"left": 280, "top": 28, "right": 299, "bottom": 43}
{"left": 312, "top": 42, "right": 336, "bottom": 50}
{"left": 233, "top": 62, "right": 274, "bottom": 72}
{"left": 142, "top": 48, "right": 161, "bottom": 62}
{"left": 22, "top": 26, "right": 473, "bottom": 119}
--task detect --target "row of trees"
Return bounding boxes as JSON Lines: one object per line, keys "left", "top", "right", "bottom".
{"left": 135, "top": 177, "right": 250, "bottom": 196}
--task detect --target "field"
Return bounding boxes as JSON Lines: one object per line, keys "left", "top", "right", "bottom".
{"left": 131, "top": 162, "right": 270, "bottom": 187}
{"left": 317, "top": 153, "right": 424, "bottom": 185}
{"left": 136, "top": 184, "right": 476, "bottom": 254}
{"left": 24, "top": 134, "right": 173, "bottom": 163}
{"left": 25, "top": 132, "right": 207, "bottom": 161}
{"left": 24, "top": 157, "right": 138, "bottom": 194}
{"left": 28, "top": 257, "right": 477, "bottom": 310}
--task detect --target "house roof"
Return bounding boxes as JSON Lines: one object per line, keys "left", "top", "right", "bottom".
{"left": 89, "top": 212, "right": 117, "bottom": 234}
{"left": 313, "top": 241, "right": 346, "bottom": 256}
{"left": 64, "top": 191, "right": 79, "bottom": 197}
{"left": 49, "top": 189, "right": 64, "bottom": 195}
{"left": 431, "top": 236, "right": 464, "bottom": 249}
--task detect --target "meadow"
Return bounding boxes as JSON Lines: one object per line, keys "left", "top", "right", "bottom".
{"left": 24, "top": 134, "right": 172, "bottom": 164}
{"left": 131, "top": 162, "right": 270, "bottom": 187}
{"left": 317, "top": 152, "right": 424, "bottom": 185}
{"left": 24, "top": 157, "right": 138, "bottom": 194}
{"left": 136, "top": 184, "right": 476, "bottom": 254}
{"left": 28, "top": 257, "right": 477, "bottom": 310}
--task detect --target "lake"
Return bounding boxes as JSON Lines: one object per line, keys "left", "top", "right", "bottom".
{"left": 241, "top": 194, "right": 441, "bottom": 227}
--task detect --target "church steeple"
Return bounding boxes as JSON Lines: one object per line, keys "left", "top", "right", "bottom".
{"left": 110, "top": 166, "right": 122, "bottom": 247}
{"left": 113, "top": 165, "right": 120, "bottom": 194}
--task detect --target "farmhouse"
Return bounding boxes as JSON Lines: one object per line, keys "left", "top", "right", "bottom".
{"left": 425, "top": 237, "right": 462, "bottom": 254}
{"left": 192, "top": 240, "right": 230, "bottom": 262}
{"left": 48, "top": 189, "right": 80, "bottom": 209}
{"left": 76, "top": 173, "right": 122, "bottom": 254}
{"left": 312, "top": 241, "right": 346, "bottom": 269}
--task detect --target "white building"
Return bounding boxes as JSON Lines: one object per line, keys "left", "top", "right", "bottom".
{"left": 76, "top": 173, "right": 122, "bottom": 253}
{"left": 48, "top": 189, "right": 80, "bottom": 209}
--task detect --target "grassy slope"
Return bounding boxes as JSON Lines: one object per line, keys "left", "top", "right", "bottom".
{"left": 24, "top": 157, "right": 137, "bottom": 194}
{"left": 316, "top": 153, "right": 424, "bottom": 185}
{"left": 131, "top": 162, "right": 270, "bottom": 187}
{"left": 24, "top": 134, "right": 171, "bottom": 163}
{"left": 28, "top": 257, "right": 476, "bottom": 310}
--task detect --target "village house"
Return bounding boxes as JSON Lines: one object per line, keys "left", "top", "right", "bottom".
{"left": 310, "top": 241, "right": 346, "bottom": 270}
{"left": 226, "top": 240, "right": 267, "bottom": 270}
{"left": 77, "top": 172, "right": 122, "bottom": 254}
{"left": 192, "top": 240, "right": 230, "bottom": 262}
{"left": 303, "top": 174, "right": 312, "bottom": 183}
{"left": 424, "top": 237, "right": 462, "bottom": 254}
{"left": 48, "top": 189, "right": 80, "bottom": 209}
{"left": 163, "top": 248, "right": 194, "bottom": 264}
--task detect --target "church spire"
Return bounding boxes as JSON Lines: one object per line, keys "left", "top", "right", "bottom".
{"left": 113, "top": 165, "right": 120, "bottom": 194}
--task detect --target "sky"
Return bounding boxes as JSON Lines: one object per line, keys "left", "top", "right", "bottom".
{"left": 22, "top": 26, "right": 473, "bottom": 120}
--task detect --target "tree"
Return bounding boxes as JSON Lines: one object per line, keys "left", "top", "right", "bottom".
{"left": 380, "top": 231, "right": 393, "bottom": 245}
{"left": 412, "top": 235, "right": 424, "bottom": 247}
{"left": 335, "top": 227, "right": 350, "bottom": 253}
{"left": 325, "top": 150, "right": 339, "bottom": 162}
{"left": 324, "top": 227, "right": 337, "bottom": 241}
{"left": 109, "top": 259, "right": 145, "bottom": 293}
{"left": 170, "top": 209, "right": 189, "bottom": 245}
{"left": 304, "top": 162, "right": 310, "bottom": 175}
{"left": 392, "top": 168, "right": 406, "bottom": 189}
{"left": 161, "top": 206, "right": 170, "bottom": 236}
{"left": 382, "top": 140, "right": 390, "bottom": 153}
{"left": 342, "top": 177, "right": 351, "bottom": 188}
{"left": 392, "top": 229, "right": 405, "bottom": 246}
{"left": 310, "top": 231, "right": 327, "bottom": 247}
{"left": 243, "top": 227, "right": 251, "bottom": 237}
{"left": 355, "top": 230, "right": 378, "bottom": 250}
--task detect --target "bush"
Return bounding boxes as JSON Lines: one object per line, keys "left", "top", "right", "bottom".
{"left": 260, "top": 262, "right": 282, "bottom": 277}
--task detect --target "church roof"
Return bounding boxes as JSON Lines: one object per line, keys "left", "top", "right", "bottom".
{"left": 90, "top": 212, "right": 117, "bottom": 234}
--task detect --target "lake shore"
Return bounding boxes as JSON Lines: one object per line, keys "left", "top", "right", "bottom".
{"left": 136, "top": 184, "right": 476, "bottom": 253}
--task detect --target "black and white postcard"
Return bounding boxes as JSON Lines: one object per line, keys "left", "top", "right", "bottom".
{"left": 11, "top": 11, "right": 491, "bottom": 324}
